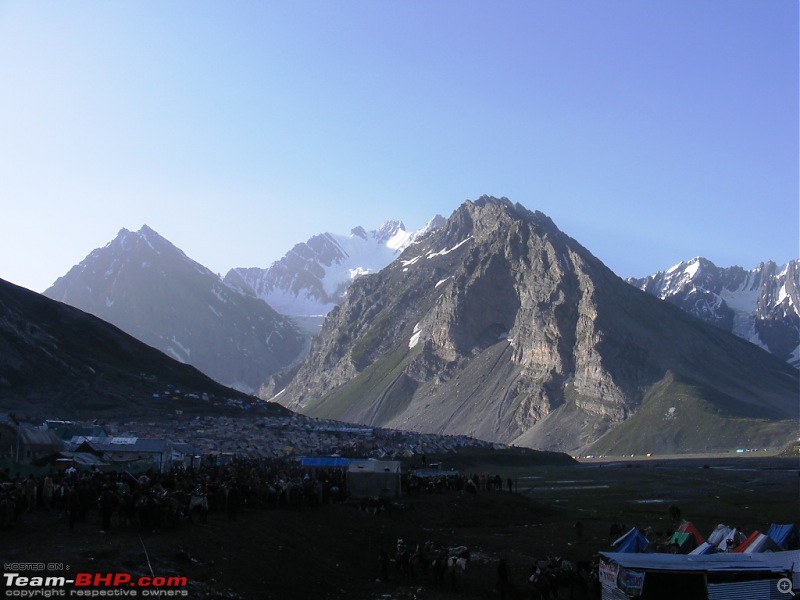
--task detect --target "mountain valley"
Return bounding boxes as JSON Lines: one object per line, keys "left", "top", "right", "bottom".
{"left": 5, "top": 196, "right": 797, "bottom": 457}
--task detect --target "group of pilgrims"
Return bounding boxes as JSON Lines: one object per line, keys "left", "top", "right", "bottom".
{"left": 0, "top": 456, "right": 349, "bottom": 532}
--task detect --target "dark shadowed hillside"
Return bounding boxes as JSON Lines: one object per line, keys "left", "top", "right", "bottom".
{"left": 0, "top": 277, "right": 286, "bottom": 420}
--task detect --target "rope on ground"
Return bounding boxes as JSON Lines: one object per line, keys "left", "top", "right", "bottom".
{"left": 139, "top": 533, "right": 155, "bottom": 578}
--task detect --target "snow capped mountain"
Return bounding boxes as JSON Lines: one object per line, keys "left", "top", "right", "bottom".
{"left": 628, "top": 258, "right": 799, "bottom": 367}
{"left": 224, "top": 216, "right": 446, "bottom": 332}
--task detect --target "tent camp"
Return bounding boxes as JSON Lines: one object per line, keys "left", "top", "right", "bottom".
{"left": 611, "top": 528, "right": 650, "bottom": 553}
{"left": 666, "top": 532, "right": 695, "bottom": 554}
{"left": 706, "top": 524, "right": 745, "bottom": 552}
{"left": 676, "top": 521, "right": 704, "bottom": 545}
{"left": 346, "top": 460, "right": 402, "bottom": 499}
{"left": 689, "top": 542, "right": 716, "bottom": 555}
{"left": 767, "top": 523, "right": 800, "bottom": 550}
{"left": 600, "top": 550, "right": 800, "bottom": 599}
{"left": 733, "top": 531, "right": 783, "bottom": 554}
{"left": 666, "top": 521, "right": 705, "bottom": 553}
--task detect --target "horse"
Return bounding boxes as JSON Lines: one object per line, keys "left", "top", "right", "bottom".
{"left": 395, "top": 539, "right": 412, "bottom": 579}
{"left": 116, "top": 490, "right": 137, "bottom": 529}
{"left": 447, "top": 546, "right": 469, "bottom": 591}
{"left": 161, "top": 492, "right": 184, "bottom": 529}
{"left": 430, "top": 551, "right": 447, "bottom": 587}
{"left": 552, "top": 558, "right": 590, "bottom": 599}
{"left": 528, "top": 564, "right": 558, "bottom": 600}
{"left": 187, "top": 486, "right": 209, "bottom": 523}
{"left": 408, "top": 544, "right": 429, "bottom": 580}
{"left": 527, "top": 556, "right": 590, "bottom": 600}
{"left": 134, "top": 492, "right": 157, "bottom": 530}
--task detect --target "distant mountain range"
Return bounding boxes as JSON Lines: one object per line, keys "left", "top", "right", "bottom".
{"left": 42, "top": 220, "right": 444, "bottom": 394}
{"left": 23, "top": 196, "right": 799, "bottom": 455}
{"left": 628, "top": 258, "right": 799, "bottom": 368}
{"left": 271, "top": 197, "right": 798, "bottom": 455}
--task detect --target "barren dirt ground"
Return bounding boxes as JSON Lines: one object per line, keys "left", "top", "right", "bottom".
{"left": 3, "top": 455, "right": 798, "bottom": 599}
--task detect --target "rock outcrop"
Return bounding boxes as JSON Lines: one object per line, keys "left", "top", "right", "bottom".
{"left": 273, "top": 197, "right": 799, "bottom": 454}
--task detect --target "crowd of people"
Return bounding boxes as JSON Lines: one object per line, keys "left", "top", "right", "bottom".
{"left": 1, "top": 458, "right": 604, "bottom": 598}
{"left": 0, "top": 457, "right": 349, "bottom": 533}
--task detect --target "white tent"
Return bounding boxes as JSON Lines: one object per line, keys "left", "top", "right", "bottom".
{"left": 707, "top": 524, "right": 745, "bottom": 552}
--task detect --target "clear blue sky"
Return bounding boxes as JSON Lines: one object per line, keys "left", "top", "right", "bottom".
{"left": 1, "top": 1, "right": 797, "bottom": 293}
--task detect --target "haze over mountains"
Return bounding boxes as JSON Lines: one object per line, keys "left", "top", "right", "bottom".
{"left": 23, "top": 195, "right": 800, "bottom": 455}
{"left": 44, "top": 226, "right": 306, "bottom": 393}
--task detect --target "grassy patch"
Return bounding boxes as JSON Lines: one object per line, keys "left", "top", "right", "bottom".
{"left": 587, "top": 371, "right": 798, "bottom": 456}
{"left": 308, "top": 344, "right": 419, "bottom": 420}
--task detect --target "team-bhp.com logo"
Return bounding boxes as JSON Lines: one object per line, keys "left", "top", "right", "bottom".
{"left": 3, "top": 567, "right": 188, "bottom": 597}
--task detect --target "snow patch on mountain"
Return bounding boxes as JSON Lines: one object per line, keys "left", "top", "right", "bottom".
{"left": 718, "top": 277, "right": 763, "bottom": 346}
{"left": 629, "top": 257, "right": 799, "bottom": 366}
{"left": 225, "top": 216, "right": 445, "bottom": 332}
{"left": 426, "top": 236, "right": 473, "bottom": 259}
{"left": 435, "top": 277, "right": 452, "bottom": 288}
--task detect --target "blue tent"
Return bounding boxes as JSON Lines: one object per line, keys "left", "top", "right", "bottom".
{"left": 299, "top": 457, "right": 351, "bottom": 468}
{"left": 612, "top": 528, "right": 651, "bottom": 553}
{"left": 766, "top": 524, "right": 800, "bottom": 550}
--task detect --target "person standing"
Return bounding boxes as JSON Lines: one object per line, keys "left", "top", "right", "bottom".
{"left": 574, "top": 520, "right": 584, "bottom": 543}
{"left": 42, "top": 474, "right": 54, "bottom": 511}
{"left": 24, "top": 475, "right": 37, "bottom": 512}
{"left": 98, "top": 485, "right": 119, "bottom": 533}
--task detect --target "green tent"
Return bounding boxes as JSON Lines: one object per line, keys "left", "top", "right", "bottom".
{"left": 667, "top": 531, "right": 695, "bottom": 553}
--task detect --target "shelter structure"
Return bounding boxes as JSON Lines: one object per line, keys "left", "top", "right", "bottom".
{"left": 172, "top": 442, "right": 202, "bottom": 470}
{"left": 0, "top": 417, "right": 63, "bottom": 464}
{"left": 689, "top": 542, "right": 716, "bottom": 555}
{"left": 76, "top": 437, "right": 173, "bottom": 473}
{"left": 667, "top": 521, "right": 705, "bottom": 554}
{"left": 706, "top": 524, "right": 746, "bottom": 552}
{"left": 733, "top": 531, "right": 783, "bottom": 554}
{"left": 52, "top": 451, "right": 110, "bottom": 470}
{"left": 346, "top": 459, "right": 401, "bottom": 499}
{"left": 767, "top": 524, "right": 800, "bottom": 550}
{"left": 600, "top": 550, "right": 800, "bottom": 599}
{"left": 45, "top": 421, "right": 108, "bottom": 441}
{"left": 612, "top": 527, "right": 650, "bottom": 553}
{"left": 299, "top": 456, "right": 351, "bottom": 469}
{"left": 298, "top": 456, "right": 351, "bottom": 481}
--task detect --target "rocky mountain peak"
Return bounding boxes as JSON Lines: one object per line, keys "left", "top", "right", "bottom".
{"left": 629, "top": 257, "right": 799, "bottom": 366}
{"left": 374, "top": 220, "right": 406, "bottom": 244}
{"left": 44, "top": 228, "right": 306, "bottom": 394}
{"left": 272, "top": 197, "right": 798, "bottom": 455}
{"left": 350, "top": 226, "right": 368, "bottom": 241}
